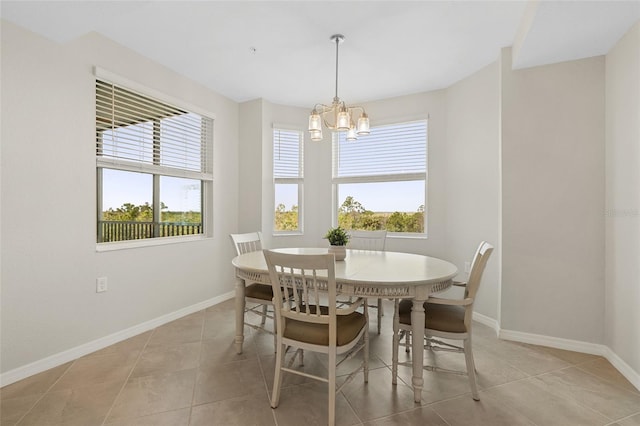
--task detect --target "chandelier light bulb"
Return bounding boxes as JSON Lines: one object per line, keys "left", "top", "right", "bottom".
{"left": 308, "top": 110, "right": 321, "bottom": 132}
{"left": 346, "top": 126, "right": 358, "bottom": 141}
{"left": 310, "top": 129, "right": 323, "bottom": 141}
{"left": 356, "top": 113, "right": 370, "bottom": 135}
{"left": 337, "top": 108, "right": 350, "bottom": 131}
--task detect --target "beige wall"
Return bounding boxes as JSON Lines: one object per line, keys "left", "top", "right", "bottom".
{"left": 0, "top": 21, "right": 240, "bottom": 375}
{"left": 501, "top": 48, "right": 606, "bottom": 343}
{"left": 605, "top": 22, "right": 640, "bottom": 375}
{"left": 445, "top": 61, "right": 501, "bottom": 322}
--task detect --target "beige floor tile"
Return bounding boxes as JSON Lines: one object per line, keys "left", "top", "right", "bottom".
{"left": 261, "top": 351, "right": 328, "bottom": 390}
{"left": 394, "top": 363, "right": 472, "bottom": 404}
{"left": 83, "top": 331, "right": 152, "bottom": 360}
{"left": 272, "top": 381, "right": 361, "bottom": 426}
{"left": 611, "top": 413, "right": 640, "bottom": 426}
{"left": 1, "top": 362, "right": 72, "bottom": 400}
{"left": 341, "top": 366, "right": 420, "bottom": 421}
{"left": 190, "top": 393, "right": 276, "bottom": 426}
{"left": 363, "top": 406, "right": 448, "bottom": 426}
{"left": 199, "top": 329, "right": 261, "bottom": 367}
{"left": 105, "top": 368, "right": 196, "bottom": 423}
{"left": 531, "top": 366, "right": 640, "bottom": 420}
{"left": 532, "top": 344, "right": 604, "bottom": 365}
{"left": 484, "top": 378, "right": 610, "bottom": 425}
{"left": 0, "top": 393, "right": 41, "bottom": 426}
{"left": 577, "top": 358, "right": 640, "bottom": 394}
{"left": 391, "top": 340, "right": 528, "bottom": 391}
{"left": 103, "top": 407, "right": 190, "bottom": 425}
{"left": 193, "top": 358, "right": 267, "bottom": 405}
{"left": 474, "top": 336, "right": 571, "bottom": 375}
{"left": 130, "top": 341, "right": 201, "bottom": 378}
{"left": 18, "top": 379, "right": 122, "bottom": 426}
{"left": 51, "top": 352, "right": 138, "bottom": 391}
{"left": 146, "top": 313, "right": 204, "bottom": 348}
{"left": 431, "top": 392, "right": 537, "bottom": 426}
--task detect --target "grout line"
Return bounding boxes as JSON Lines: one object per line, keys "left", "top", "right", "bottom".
{"left": 186, "top": 309, "right": 208, "bottom": 426}
{"left": 13, "top": 359, "right": 76, "bottom": 426}
{"left": 99, "top": 325, "right": 155, "bottom": 426}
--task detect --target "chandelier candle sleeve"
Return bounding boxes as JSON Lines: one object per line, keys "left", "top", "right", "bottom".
{"left": 308, "top": 34, "right": 370, "bottom": 141}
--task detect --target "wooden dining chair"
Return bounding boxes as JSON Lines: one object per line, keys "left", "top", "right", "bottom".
{"left": 348, "top": 230, "right": 387, "bottom": 334}
{"left": 230, "top": 232, "right": 276, "bottom": 349}
{"left": 264, "top": 249, "right": 369, "bottom": 426}
{"left": 391, "top": 241, "right": 493, "bottom": 400}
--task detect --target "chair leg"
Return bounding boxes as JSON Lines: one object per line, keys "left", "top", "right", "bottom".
{"left": 271, "top": 341, "right": 285, "bottom": 408}
{"left": 261, "top": 304, "right": 268, "bottom": 326}
{"left": 377, "top": 298, "right": 383, "bottom": 334}
{"left": 464, "top": 337, "right": 479, "bottom": 401}
{"left": 328, "top": 350, "right": 337, "bottom": 426}
{"left": 391, "top": 300, "right": 399, "bottom": 385}
{"left": 364, "top": 304, "right": 369, "bottom": 383}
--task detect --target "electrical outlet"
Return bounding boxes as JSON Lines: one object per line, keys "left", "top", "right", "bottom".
{"left": 96, "top": 277, "right": 108, "bottom": 293}
{"left": 464, "top": 261, "right": 471, "bottom": 273}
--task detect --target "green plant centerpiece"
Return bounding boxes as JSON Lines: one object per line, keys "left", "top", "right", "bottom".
{"left": 324, "top": 226, "right": 349, "bottom": 261}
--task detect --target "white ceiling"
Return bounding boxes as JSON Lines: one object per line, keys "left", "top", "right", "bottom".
{"left": 2, "top": 1, "right": 639, "bottom": 107}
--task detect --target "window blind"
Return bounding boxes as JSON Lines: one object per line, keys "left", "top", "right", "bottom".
{"left": 96, "top": 80, "right": 213, "bottom": 180}
{"left": 273, "top": 129, "right": 303, "bottom": 178}
{"left": 333, "top": 121, "right": 426, "bottom": 179}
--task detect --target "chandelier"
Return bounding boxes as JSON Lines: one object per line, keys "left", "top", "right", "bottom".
{"left": 308, "top": 34, "right": 370, "bottom": 142}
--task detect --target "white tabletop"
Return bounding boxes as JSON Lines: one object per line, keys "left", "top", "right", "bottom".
{"left": 232, "top": 247, "right": 458, "bottom": 290}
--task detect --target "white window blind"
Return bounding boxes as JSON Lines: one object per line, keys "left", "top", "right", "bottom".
{"left": 333, "top": 120, "right": 426, "bottom": 180}
{"left": 96, "top": 80, "right": 213, "bottom": 180}
{"left": 273, "top": 129, "right": 303, "bottom": 179}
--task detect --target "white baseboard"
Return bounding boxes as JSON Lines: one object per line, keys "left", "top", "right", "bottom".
{"left": 601, "top": 346, "right": 640, "bottom": 391}
{"left": 499, "top": 327, "right": 640, "bottom": 391}
{"left": 473, "top": 311, "right": 500, "bottom": 335}
{"left": 0, "top": 291, "right": 235, "bottom": 387}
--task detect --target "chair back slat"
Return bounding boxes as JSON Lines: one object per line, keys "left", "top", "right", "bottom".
{"left": 348, "top": 230, "right": 387, "bottom": 251}
{"left": 230, "top": 232, "right": 263, "bottom": 255}
{"left": 265, "top": 250, "right": 335, "bottom": 328}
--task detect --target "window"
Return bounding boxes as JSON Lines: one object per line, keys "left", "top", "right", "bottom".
{"left": 96, "top": 78, "right": 213, "bottom": 243}
{"left": 273, "top": 128, "right": 303, "bottom": 233}
{"left": 333, "top": 120, "right": 427, "bottom": 235}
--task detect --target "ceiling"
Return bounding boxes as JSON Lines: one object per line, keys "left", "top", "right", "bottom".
{"left": 2, "top": 1, "right": 639, "bottom": 108}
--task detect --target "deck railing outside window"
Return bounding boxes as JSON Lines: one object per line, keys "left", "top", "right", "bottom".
{"left": 98, "top": 221, "right": 203, "bottom": 243}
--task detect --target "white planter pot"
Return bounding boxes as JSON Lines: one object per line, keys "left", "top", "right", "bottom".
{"left": 328, "top": 245, "right": 346, "bottom": 261}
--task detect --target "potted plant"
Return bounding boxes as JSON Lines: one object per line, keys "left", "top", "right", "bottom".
{"left": 324, "top": 226, "right": 350, "bottom": 261}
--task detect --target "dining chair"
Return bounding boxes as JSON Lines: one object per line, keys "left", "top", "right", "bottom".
{"left": 230, "top": 231, "right": 276, "bottom": 349}
{"left": 264, "top": 249, "right": 369, "bottom": 426}
{"left": 391, "top": 241, "right": 493, "bottom": 400}
{"left": 348, "top": 229, "right": 387, "bottom": 334}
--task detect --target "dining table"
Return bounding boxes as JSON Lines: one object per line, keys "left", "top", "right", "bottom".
{"left": 231, "top": 247, "right": 458, "bottom": 403}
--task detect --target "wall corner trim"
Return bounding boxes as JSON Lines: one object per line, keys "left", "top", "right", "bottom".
{"left": 499, "top": 328, "right": 640, "bottom": 392}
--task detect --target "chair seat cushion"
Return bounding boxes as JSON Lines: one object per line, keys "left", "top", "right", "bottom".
{"left": 245, "top": 283, "right": 274, "bottom": 301}
{"left": 284, "top": 312, "right": 366, "bottom": 346}
{"left": 398, "top": 299, "right": 467, "bottom": 333}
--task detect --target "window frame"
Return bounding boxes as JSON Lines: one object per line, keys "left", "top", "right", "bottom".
{"left": 272, "top": 126, "right": 304, "bottom": 235}
{"left": 332, "top": 119, "right": 428, "bottom": 238}
{"left": 95, "top": 67, "right": 214, "bottom": 250}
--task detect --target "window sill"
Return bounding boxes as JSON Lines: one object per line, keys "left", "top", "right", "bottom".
{"left": 96, "top": 234, "right": 209, "bottom": 252}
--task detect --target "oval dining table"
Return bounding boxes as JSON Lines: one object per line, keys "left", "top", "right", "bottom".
{"left": 231, "top": 247, "right": 458, "bottom": 403}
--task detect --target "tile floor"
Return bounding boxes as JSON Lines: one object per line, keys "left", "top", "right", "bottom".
{"left": 2, "top": 299, "right": 639, "bottom": 426}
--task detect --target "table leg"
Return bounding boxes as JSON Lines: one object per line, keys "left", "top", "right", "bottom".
{"left": 234, "top": 277, "right": 246, "bottom": 354}
{"left": 411, "top": 298, "right": 425, "bottom": 403}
